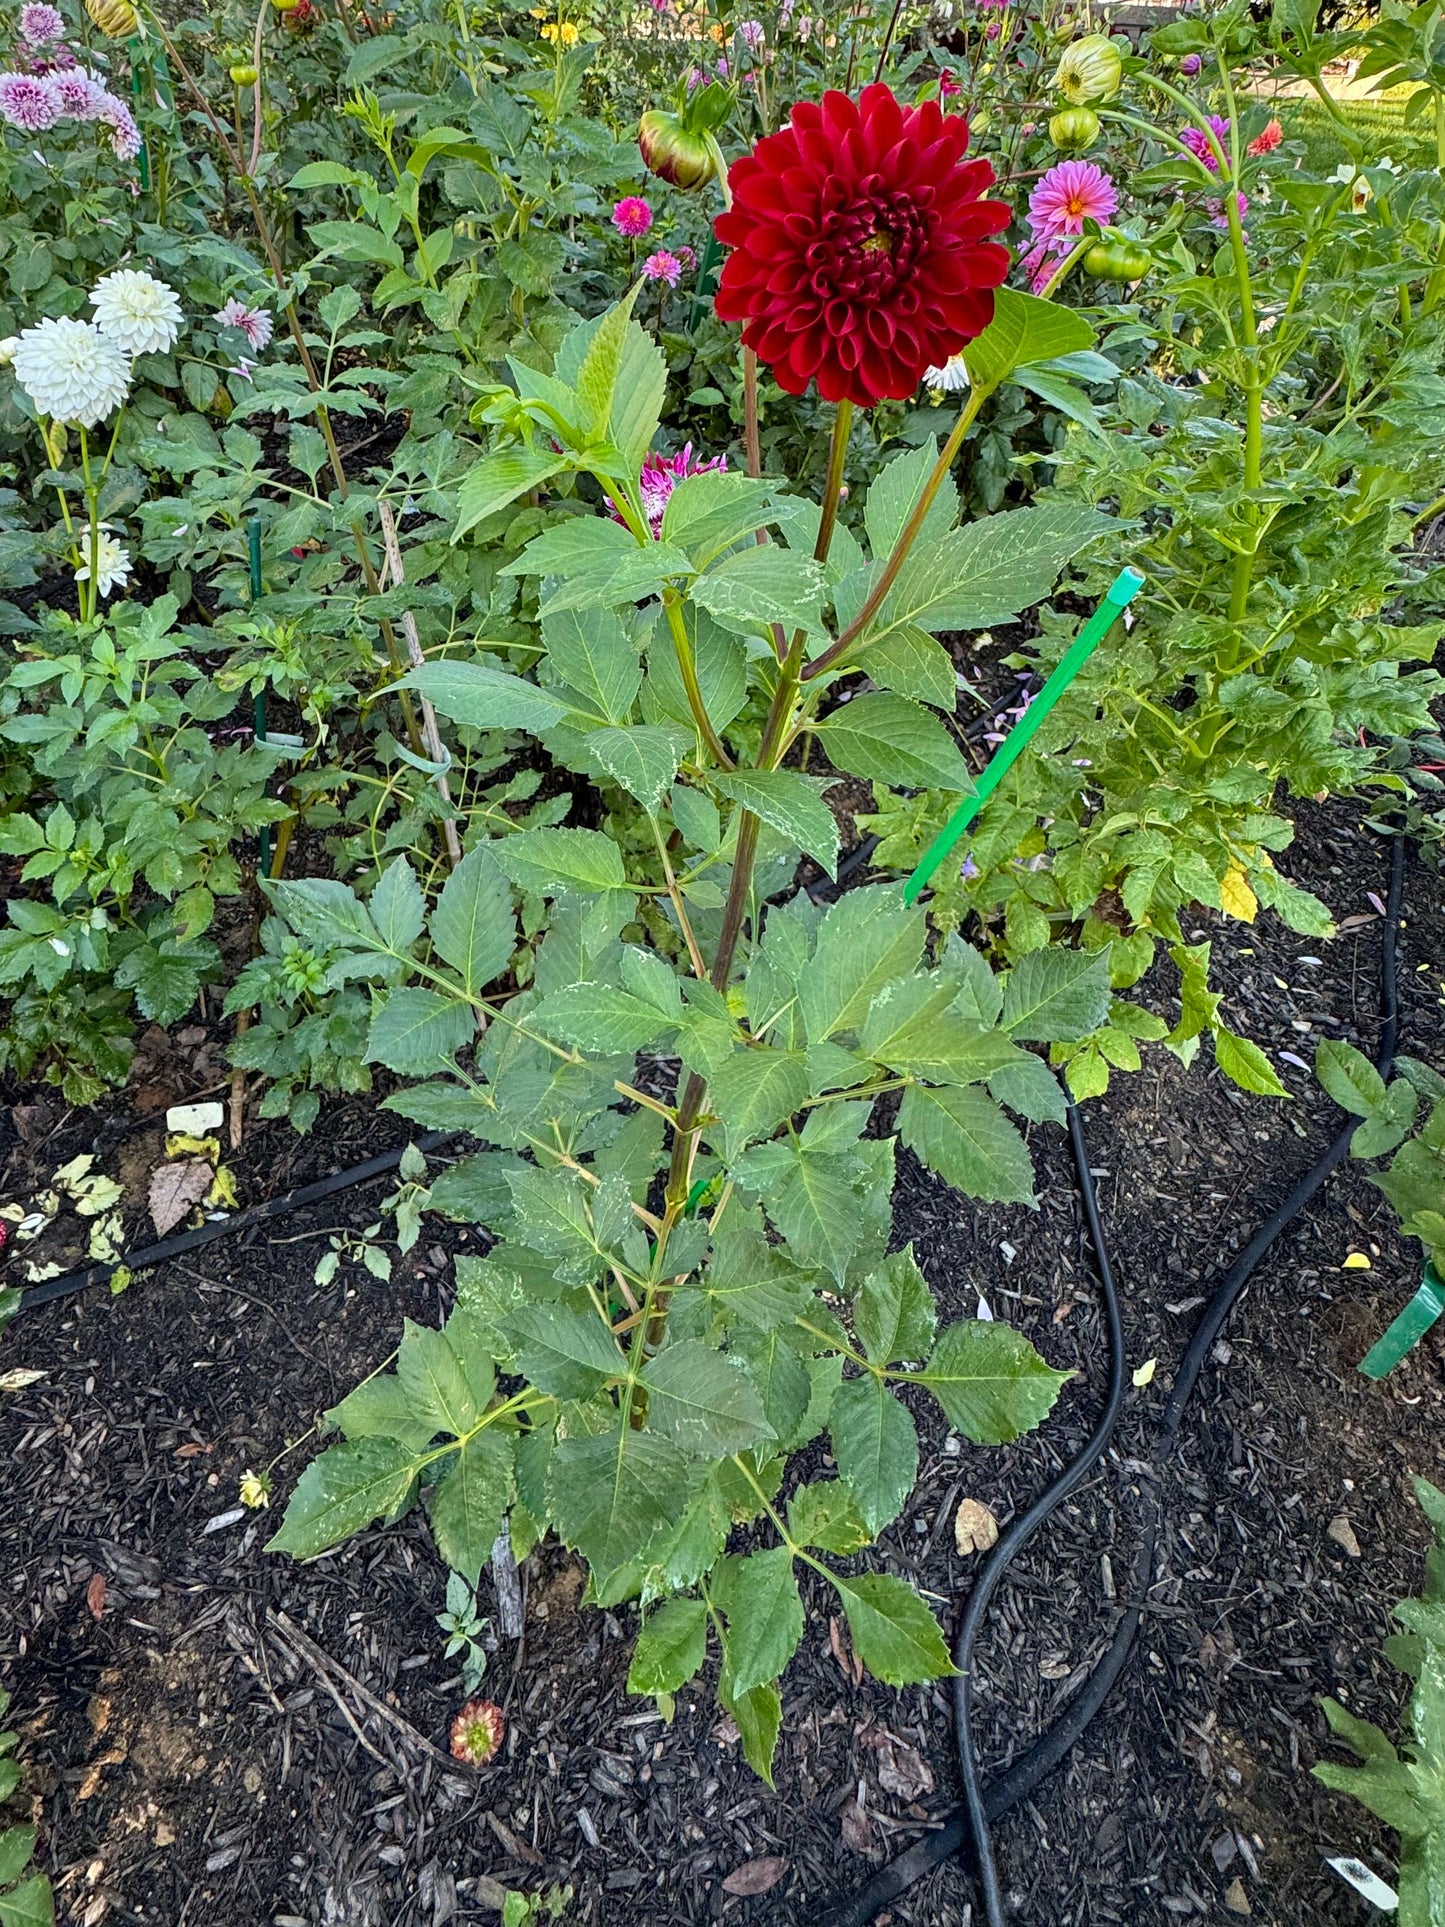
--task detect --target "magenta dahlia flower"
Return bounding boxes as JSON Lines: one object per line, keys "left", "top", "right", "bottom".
{"left": 1181, "top": 116, "right": 1230, "bottom": 172}
{"left": 1028, "top": 159, "right": 1117, "bottom": 239}
{"left": 642, "top": 248, "right": 683, "bottom": 287}
{"left": 714, "top": 83, "right": 1010, "bottom": 406}
{"left": 612, "top": 195, "right": 653, "bottom": 238}
{"left": 607, "top": 444, "right": 727, "bottom": 538}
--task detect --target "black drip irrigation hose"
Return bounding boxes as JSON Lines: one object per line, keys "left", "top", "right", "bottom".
{"left": 827, "top": 833, "right": 1406, "bottom": 1927}
{"left": 12, "top": 1131, "right": 456, "bottom": 1312}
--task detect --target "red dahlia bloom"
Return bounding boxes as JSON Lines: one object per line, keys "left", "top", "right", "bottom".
{"left": 713, "top": 83, "right": 1011, "bottom": 407}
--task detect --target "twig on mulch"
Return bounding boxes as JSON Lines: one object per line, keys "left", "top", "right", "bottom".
{"left": 268, "top": 1608, "right": 457, "bottom": 1770}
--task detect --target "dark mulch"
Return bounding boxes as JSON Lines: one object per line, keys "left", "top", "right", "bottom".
{"left": 1, "top": 799, "right": 1442, "bottom": 1927}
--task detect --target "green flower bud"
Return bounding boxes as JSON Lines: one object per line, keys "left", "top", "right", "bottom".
{"left": 638, "top": 110, "right": 717, "bottom": 191}
{"left": 230, "top": 62, "right": 259, "bottom": 84}
{"left": 1049, "top": 106, "right": 1100, "bottom": 151}
{"left": 1052, "top": 33, "right": 1122, "bottom": 107}
{"left": 1083, "top": 239, "right": 1150, "bottom": 281}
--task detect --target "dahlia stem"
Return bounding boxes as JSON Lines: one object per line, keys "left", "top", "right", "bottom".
{"left": 661, "top": 590, "right": 736, "bottom": 769}
{"left": 78, "top": 425, "right": 99, "bottom": 624}
{"left": 814, "top": 398, "right": 854, "bottom": 566}
{"left": 803, "top": 379, "right": 992, "bottom": 681}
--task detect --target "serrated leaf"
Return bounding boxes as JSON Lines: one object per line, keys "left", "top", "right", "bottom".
{"left": 864, "top": 440, "right": 960, "bottom": 562}
{"left": 268, "top": 1438, "right": 420, "bottom": 1559}
{"left": 718, "top": 1547, "right": 803, "bottom": 1696}
{"left": 914, "top": 1320, "right": 1068, "bottom": 1442}
{"left": 1215, "top": 1027, "right": 1288, "bottom": 1098}
{"left": 797, "top": 887, "right": 927, "bottom": 1044}
{"left": 963, "top": 285, "right": 1096, "bottom": 390}
{"left": 988, "top": 1052, "right": 1067, "bottom": 1124}
{"left": 402, "top": 660, "right": 572, "bottom": 733}
{"left": 365, "top": 988, "right": 475, "bottom": 1075}
{"left": 831, "top": 1573, "right": 956, "bottom": 1685}
{"left": 732, "top": 1139, "right": 863, "bottom": 1285}
{"left": 429, "top": 844, "right": 515, "bottom": 993}
{"left": 713, "top": 768, "right": 839, "bottom": 878}
{"left": 855, "top": 1247, "right": 937, "bottom": 1366}
{"left": 398, "top": 1318, "right": 478, "bottom": 1436}
{"left": 721, "top": 1679, "right": 782, "bottom": 1786}
{"left": 691, "top": 545, "right": 826, "bottom": 636}
{"left": 326, "top": 1374, "right": 438, "bottom": 1450}
{"left": 786, "top": 1480, "right": 871, "bottom": 1554}
{"left": 642, "top": 1341, "right": 774, "bottom": 1457}
{"left": 510, "top": 515, "right": 636, "bottom": 585}
{"left": 871, "top": 504, "right": 1109, "bottom": 647}
{"left": 708, "top": 1047, "right": 810, "bottom": 1154}
{"left": 1003, "top": 947, "right": 1113, "bottom": 1042}
{"left": 369, "top": 857, "right": 426, "bottom": 954}
{"left": 816, "top": 693, "right": 971, "bottom": 792}
{"left": 454, "top": 448, "right": 568, "bottom": 540}
{"left": 533, "top": 980, "right": 677, "bottom": 1053}
{"left": 588, "top": 722, "right": 690, "bottom": 811}
{"left": 380, "top": 1082, "right": 495, "bottom": 1136}
{"left": 0, "top": 1829, "right": 37, "bottom": 1892}
{"left": 0, "top": 1877, "right": 53, "bottom": 1927}
{"left": 502, "top": 1302, "right": 626, "bottom": 1399}
{"left": 546, "top": 1426, "right": 691, "bottom": 1589}
{"left": 430, "top": 1429, "right": 513, "bottom": 1583}
{"left": 268, "top": 876, "right": 379, "bottom": 952}
{"left": 628, "top": 1597, "right": 709, "bottom": 1695}
{"left": 898, "top": 1083, "right": 1035, "bottom": 1204}
{"left": 542, "top": 604, "right": 640, "bottom": 722}
{"left": 489, "top": 826, "right": 629, "bottom": 901}
{"left": 865, "top": 624, "right": 958, "bottom": 709}
{"left": 1316, "top": 1038, "right": 1388, "bottom": 1118}
{"left": 661, "top": 472, "right": 778, "bottom": 564}
{"left": 829, "top": 1375, "right": 918, "bottom": 1535}
{"left": 646, "top": 606, "right": 748, "bottom": 735}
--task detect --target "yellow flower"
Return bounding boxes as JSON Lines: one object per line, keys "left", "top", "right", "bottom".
{"left": 706, "top": 19, "right": 724, "bottom": 39}
{"left": 86, "top": 0, "right": 139, "bottom": 35}
{"left": 540, "top": 19, "right": 578, "bottom": 44}
{"left": 240, "top": 1469, "right": 272, "bottom": 1510}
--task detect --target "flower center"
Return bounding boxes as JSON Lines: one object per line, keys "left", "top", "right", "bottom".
{"left": 805, "top": 179, "right": 935, "bottom": 309}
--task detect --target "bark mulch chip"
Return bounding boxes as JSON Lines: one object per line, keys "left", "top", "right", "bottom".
{"left": 2, "top": 799, "right": 1442, "bottom": 1925}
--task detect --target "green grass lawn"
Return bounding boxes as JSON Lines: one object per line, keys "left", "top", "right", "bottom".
{"left": 1277, "top": 91, "right": 1437, "bottom": 171}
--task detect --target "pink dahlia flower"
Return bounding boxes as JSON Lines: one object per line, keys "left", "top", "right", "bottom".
{"left": 1207, "top": 190, "right": 1248, "bottom": 231}
{"left": 1028, "top": 159, "right": 1117, "bottom": 239}
{"left": 611, "top": 195, "right": 653, "bottom": 238}
{"left": 47, "top": 68, "right": 105, "bottom": 117}
{"left": 607, "top": 444, "right": 727, "bottom": 539}
{"left": 94, "top": 91, "right": 140, "bottom": 159}
{"left": 642, "top": 248, "right": 683, "bottom": 287}
{"left": 1247, "top": 118, "right": 1282, "bottom": 158}
{"left": 214, "top": 296, "right": 274, "bottom": 352}
{"left": 1181, "top": 115, "right": 1229, "bottom": 172}
{"left": 0, "top": 69, "right": 59, "bottom": 129}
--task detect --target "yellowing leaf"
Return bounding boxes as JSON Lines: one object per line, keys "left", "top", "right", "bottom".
{"left": 1342, "top": 1251, "right": 1372, "bottom": 1270}
{"left": 1131, "top": 1357, "right": 1157, "bottom": 1388}
{"left": 1219, "top": 867, "right": 1258, "bottom": 923}
{"left": 953, "top": 1497, "right": 1000, "bottom": 1556}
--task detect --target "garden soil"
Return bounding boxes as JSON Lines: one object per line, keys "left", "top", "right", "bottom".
{"left": 1, "top": 800, "right": 1442, "bottom": 1927}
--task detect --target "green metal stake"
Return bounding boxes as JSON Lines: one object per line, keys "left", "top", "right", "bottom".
{"left": 1358, "top": 1263, "right": 1445, "bottom": 1380}
{"left": 248, "top": 519, "right": 270, "bottom": 877}
{"left": 902, "top": 566, "right": 1146, "bottom": 907}
{"left": 126, "top": 37, "right": 151, "bottom": 194}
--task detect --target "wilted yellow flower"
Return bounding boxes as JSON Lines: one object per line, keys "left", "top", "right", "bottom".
{"left": 86, "top": 0, "right": 139, "bottom": 35}
{"left": 240, "top": 1469, "right": 272, "bottom": 1509}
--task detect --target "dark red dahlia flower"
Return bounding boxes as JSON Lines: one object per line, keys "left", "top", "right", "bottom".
{"left": 713, "top": 83, "right": 1011, "bottom": 407}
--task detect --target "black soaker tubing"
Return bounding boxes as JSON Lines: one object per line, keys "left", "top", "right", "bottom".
{"left": 13, "top": 1131, "right": 456, "bottom": 1312}
{"left": 826, "top": 834, "right": 1405, "bottom": 1927}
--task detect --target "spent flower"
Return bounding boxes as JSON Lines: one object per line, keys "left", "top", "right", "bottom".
{"left": 449, "top": 1698, "right": 505, "bottom": 1766}
{"left": 214, "top": 296, "right": 274, "bottom": 352}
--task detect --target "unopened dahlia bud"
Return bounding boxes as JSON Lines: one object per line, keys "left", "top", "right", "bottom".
{"left": 1052, "top": 33, "right": 1122, "bottom": 106}
{"left": 450, "top": 1697, "right": 505, "bottom": 1766}
{"left": 85, "top": 0, "right": 138, "bottom": 35}
{"left": 638, "top": 109, "right": 717, "bottom": 190}
{"left": 1049, "top": 106, "right": 1100, "bottom": 151}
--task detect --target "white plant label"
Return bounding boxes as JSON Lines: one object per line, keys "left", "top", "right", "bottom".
{"left": 1325, "top": 1856, "right": 1399, "bottom": 1912}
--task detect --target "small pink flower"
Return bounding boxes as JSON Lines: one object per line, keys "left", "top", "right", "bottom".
{"left": 1181, "top": 115, "right": 1229, "bottom": 172}
{"left": 1178, "top": 53, "right": 1201, "bottom": 76}
{"left": 214, "top": 296, "right": 274, "bottom": 352}
{"left": 1020, "top": 233, "right": 1072, "bottom": 293}
{"left": 714, "top": 55, "right": 729, "bottom": 77}
{"left": 449, "top": 1698, "right": 505, "bottom": 1767}
{"left": 1028, "top": 159, "right": 1118, "bottom": 240}
{"left": 642, "top": 248, "right": 683, "bottom": 287}
{"left": 984, "top": 21, "right": 999, "bottom": 38}
{"left": 1247, "top": 118, "right": 1282, "bottom": 157}
{"left": 739, "top": 18, "right": 763, "bottom": 47}
{"left": 0, "top": 69, "right": 59, "bottom": 130}
{"left": 676, "top": 244, "right": 696, "bottom": 270}
{"left": 686, "top": 65, "right": 706, "bottom": 90}
{"left": 19, "top": 3, "right": 66, "bottom": 44}
{"left": 612, "top": 195, "right": 653, "bottom": 238}
{"left": 1207, "top": 189, "right": 1248, "bottom": 230}
{"left": 938, "top": 67, "right": 962, "bottom": 98}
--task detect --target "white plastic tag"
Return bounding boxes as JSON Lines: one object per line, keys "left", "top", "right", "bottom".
{"left": 1325, "top": 1856, "right": 1399, "bottom": 1912}
{"left": 166, "top": 1102, "right": 224, "bottom": 1136}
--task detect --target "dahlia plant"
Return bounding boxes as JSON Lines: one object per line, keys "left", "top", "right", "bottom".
{"left": 266, "top": 81, "right": 1127, "bottom": 1779}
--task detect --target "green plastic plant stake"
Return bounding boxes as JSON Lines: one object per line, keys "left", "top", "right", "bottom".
{"left": 248, "top": 518, "right": 270, "bottom": 874}
{"left": 902, "top": 566, "right": 1145, "bottom": 907}
{"left": 1358, "top": 1263, "right": 1445, "bottom": 1380}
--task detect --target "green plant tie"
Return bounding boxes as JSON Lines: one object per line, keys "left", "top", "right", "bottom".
{"left": 248, "top": 518, "right": 270, "bottom": 874}
{"left": 1357, "top": 1262, "right": 1444, "bottom": 1380}
{"left": 902, "top": 565, "right": 1146, "bottom": 907}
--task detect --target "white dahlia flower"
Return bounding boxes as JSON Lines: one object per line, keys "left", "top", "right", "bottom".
{"left": 75, "top": 526, "right": 131, "bottom": 600}
{"left": 10, "top": 316, "right": 131, "bottom": 427}
{"left": 89, "top": 268, "right": 183, "bottom": 355}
